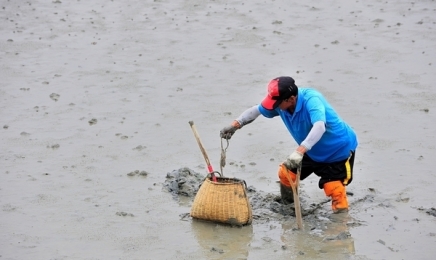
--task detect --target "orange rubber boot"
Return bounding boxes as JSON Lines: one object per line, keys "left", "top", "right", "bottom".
{"left": 278, "top": 164, "right": 296, "bottom": 186}
{"left": 323, "top": 181, "right": 349, "bottom": 213}
{"left": 278, "top": 164, "right": 297, "bottom": 204}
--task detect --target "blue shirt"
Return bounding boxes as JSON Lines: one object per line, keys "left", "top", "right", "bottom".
{"left": 258, "top": 88, "right": 358, "bottom": 163}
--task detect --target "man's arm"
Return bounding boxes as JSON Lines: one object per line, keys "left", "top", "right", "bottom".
{"left": 234, "top": 105, "right": 261, "bottom": 127}
{"left": 284, "top": 121, "right": 326, "bottom": 169}
{"left": 284, "top": 95, "right": 327, "bottom": 169}
{"left": 220, "top": 105, "right": 261, "bottom": 139}
{"left": 300, "top": 121, "right": 326, "bottom": 151}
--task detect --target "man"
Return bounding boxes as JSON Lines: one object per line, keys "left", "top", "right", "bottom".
{"left": 220, "top": 76, "right": 358, "bottom": 213}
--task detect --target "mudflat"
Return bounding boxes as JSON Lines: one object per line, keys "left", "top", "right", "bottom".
{"left": 1, "top": 0, "right": 435, "bottom": 259}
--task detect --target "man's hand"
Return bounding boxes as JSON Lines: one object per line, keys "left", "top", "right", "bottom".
{"left": 220, "top": 121, "right": 241, "bottom": 139}
{"left": 283, "top": 146, "right": 307, "bottom": 170}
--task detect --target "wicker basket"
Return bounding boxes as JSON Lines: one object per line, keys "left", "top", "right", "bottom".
{"left": 190, "top": 176, "right": 252, "bottom": 226}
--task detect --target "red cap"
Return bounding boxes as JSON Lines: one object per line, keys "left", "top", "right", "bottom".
{"left": 261, "top": 77, "right": 298, "bottom": 110}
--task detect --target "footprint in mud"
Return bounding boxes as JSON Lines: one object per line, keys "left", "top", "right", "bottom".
{"left": 324, "top": 231, "right": 352, "bottom": 241}
{"left": 88, "top": 118, "right": 97, "bottom": 125}
{"left": 210, "top": 247, "right": 224, "bottom": 254}
{"left": 115, "top": 133, "right": 128, "bottom": 139}
{"left": 2, "top": 204, "right": 17, "bottom": 212}
{"left": 49, "top": 93, "right": 60, "bottom": 101}
{"left": 47, "top": 144, "right": 60, "bottom": 149}
{"left": 116, "top": 212, "right": 134, "bottom": 217}
{"left": 126, "top": 170, "right": 149, "bottom": 177}
{"left": 417, "top": 207, "right": 436, "bottom": 217}
{"left": 132, "top": 145, "right": 146, "bottom": 151}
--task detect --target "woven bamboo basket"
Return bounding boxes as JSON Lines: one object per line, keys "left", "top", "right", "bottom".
{"left": 190, "top": 176, "right": 252, "bottom": 226}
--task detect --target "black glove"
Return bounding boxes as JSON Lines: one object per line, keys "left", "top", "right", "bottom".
{"left": 220, "top": 121, "right": 240, "bottom": 139}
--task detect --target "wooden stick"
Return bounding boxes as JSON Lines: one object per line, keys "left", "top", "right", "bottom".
{"left": 188, "top": 121, "right": 217, "bottom": 182}
{"left": 286, "top": 166, "right": 303, "bottom": 230}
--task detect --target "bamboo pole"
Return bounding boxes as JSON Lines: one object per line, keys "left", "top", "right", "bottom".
{"left": 286, "top": 165, "right": 303, "bottom": 230}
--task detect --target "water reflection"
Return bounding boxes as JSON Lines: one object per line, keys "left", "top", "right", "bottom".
{"left": 191, "top": 220, "right": 253, "bottom": 260}
{"left": 279, "top": 213, "right": 356, "bottom": 259}
{"left": 190, "top": 213, "right": 357, "bottom": 260}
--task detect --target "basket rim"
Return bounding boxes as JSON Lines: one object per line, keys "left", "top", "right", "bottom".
{"left": 205, "top": 176, "right": 245, "bottom": 185}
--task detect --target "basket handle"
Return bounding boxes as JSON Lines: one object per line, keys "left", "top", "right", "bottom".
{"left": 242, "top": 180, "right": 248, "bottom": 190}
{"left": 197, "top": 171, "right": 222, "bottom": 189}
{"left": 209, "top": 171, "right": 221, "bottom": 179}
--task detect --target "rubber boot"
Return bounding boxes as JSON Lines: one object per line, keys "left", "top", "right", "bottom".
{"left": 280, "top": 183, "right": 295, "bottom": 205}
{"left": 323, "top": 181, "right": 349, "bottom": 213}
{"left": 278, "top": 164, "right": 297, "bottom": 205}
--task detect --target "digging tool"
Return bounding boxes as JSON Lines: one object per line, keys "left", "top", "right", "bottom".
{"left": 285, "top": 165, "right": 303, "bottom": 230}
{"left": 188, "top": 121, "right": 217, "bottom": 182}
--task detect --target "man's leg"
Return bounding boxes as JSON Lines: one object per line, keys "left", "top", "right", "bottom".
{"left": 323, "top": 181, "right": 349, "bottom": 213}
{"left": 278, "top": 154, "right": 314, "bottom": 204}
{"left": 278, "top": 164, "right": 296, "bottom": 204}
{"left": 317, "top": 151, "right": 356, "bottom": 213}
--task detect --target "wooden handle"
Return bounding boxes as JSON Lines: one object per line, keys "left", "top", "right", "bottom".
{"left": 287, "top": 166, "right": 303, "bottom": 230}
{"left": 189, "top": 121, "right": 212, "bottom": 168}
{"left": 188, "top": 121, "right": 217, "bottom": 183}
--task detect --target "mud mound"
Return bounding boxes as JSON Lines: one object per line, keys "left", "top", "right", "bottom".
{"left": 163, "top": 167, "right": 205, "bottom": 197}
{"left": 163, "top": 168, "right": 329, "bottom": 222}
{"left": 247, "top": 186, "right": 330, "bottom": 222}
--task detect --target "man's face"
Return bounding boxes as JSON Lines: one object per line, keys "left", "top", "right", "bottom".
{"left": 278, "top": 95, "right": 297, "bottom": 112}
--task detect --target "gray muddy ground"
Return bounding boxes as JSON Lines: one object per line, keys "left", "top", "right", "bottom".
{"left": 1, "top": 0, "right": 436, "bottom": 259}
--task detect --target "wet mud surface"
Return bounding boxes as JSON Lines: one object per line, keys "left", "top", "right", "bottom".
{"left": 2, "top": 0, "right": 436, "bottom": 259}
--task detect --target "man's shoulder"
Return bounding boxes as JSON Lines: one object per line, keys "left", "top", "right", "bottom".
{"left": 299, "top": 87, "right": 322, "bottom": 97}
{"left": 258, "top": 104, "right": 279, "bottom": 118}
{"left": 299, "top": 88, "right": 325, "bottom": 106}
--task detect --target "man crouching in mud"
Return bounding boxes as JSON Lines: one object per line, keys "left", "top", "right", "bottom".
{"left": 220, "top": 76, "right": 358, "bottom": 213}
